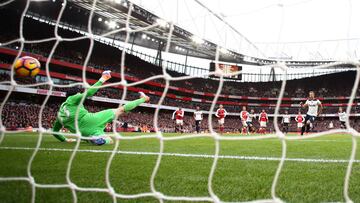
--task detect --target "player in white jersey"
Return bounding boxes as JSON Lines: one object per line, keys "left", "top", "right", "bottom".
{"left": 300, "top": 91, "right": 323, "bottom": 135}
{"left": 281, "top": 111, "right": 291, "bottom": 134}
{"left": 338, "top": 107, "right": 347, "bottom": 129}
{"left": 246, "top": 109, "right": 256, "bottom": 134}
{"left": 193, "top": 106, "right": 203, "bottom": 133}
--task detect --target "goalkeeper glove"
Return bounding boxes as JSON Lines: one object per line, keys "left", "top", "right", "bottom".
{"left": 100, "top": 70, "right": 112, "bottom": 82}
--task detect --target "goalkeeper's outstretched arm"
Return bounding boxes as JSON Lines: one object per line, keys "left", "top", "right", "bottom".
{"left": 67, "top": 71, "right": 112, "bottom": 105}
{"left": 52, "top": 119, "right": 76, "bottom": 143}
{"left": 52, "top": 118, "right": 66, "bottom": 142}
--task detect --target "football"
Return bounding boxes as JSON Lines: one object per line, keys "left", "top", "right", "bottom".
{"left": 14, "top": 56, "right": 41, "bottom": 77}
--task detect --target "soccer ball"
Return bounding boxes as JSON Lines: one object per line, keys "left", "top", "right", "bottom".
{"left": 14, "top": 56, "right": 41, "bottom": 77}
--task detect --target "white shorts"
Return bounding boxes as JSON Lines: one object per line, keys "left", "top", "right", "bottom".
{"left": 218, "top": 118, "right": 225, "bottom": 125}
{"left": 176, "top": 119, "right": 183, "bottom": 125}
{"left": 242, "top": 121, "right": 248, "bottom": 127}
{"left": 260, "top": 121, "right": 267, "bottom": 127}
{"left": 297, "top": 123, "right": 303, "bottom": 128}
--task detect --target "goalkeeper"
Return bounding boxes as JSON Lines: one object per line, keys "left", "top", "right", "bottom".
{"left": 52, "top": 71, "right": 149, "bottom": 145}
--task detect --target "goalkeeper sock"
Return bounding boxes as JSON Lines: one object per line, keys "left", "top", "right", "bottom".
{"left": 123, "top": 98, "right": 146, "bottom": 113}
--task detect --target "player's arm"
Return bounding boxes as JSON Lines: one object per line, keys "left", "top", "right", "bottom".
{"left": 172, "top": 111, "right": 176, "bottom": 120}
{"left": 52, "top": 118, "right": 75, "bottom": 143}
{"left": 318, "top": 102, "right": 323, "bottom": 116}
{"left": 215, "top": 109, "right": 219, "bottom": 118}
{"left": 52, "top": 118, "right": 66, "bottom": 142}
{"left": 300, "top": 101, "right": 308, "bottom": 108}
{"left": 67, "top": 71, "right": 112, "bottom": 105}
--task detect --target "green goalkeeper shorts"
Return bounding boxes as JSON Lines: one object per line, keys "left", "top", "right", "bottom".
{"left": 78, "top": 109, "right": 115, "bottom": 137}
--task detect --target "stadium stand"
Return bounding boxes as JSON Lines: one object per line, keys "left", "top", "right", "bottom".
{"left": 1, "top": 6, "right": 359, "bottom": 133}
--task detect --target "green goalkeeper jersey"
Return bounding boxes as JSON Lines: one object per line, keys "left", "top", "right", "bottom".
{"left": 52, "top": 80, "right": 103, "bottom": 141}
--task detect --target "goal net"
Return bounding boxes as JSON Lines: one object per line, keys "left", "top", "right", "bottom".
{"left": 0, "top": 0, "right": 359, "bottom": 202}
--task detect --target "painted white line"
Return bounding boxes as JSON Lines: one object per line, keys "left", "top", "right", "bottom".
{"left": 290, "top": 139, "right": 351, "bottom": 142}
{"left": 0, "top": 146, "right": 359, "bottom": 164}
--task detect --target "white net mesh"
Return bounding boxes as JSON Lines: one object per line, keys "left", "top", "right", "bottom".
{"left": 0, "top": 0, "right": 359, "bottom": 202}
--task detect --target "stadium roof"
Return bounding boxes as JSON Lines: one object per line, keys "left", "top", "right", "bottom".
{"left": 23, "top": 0, "right": 359, "bottom": 68}
{"left": 68, "top": 0, "right": 252, "bottom": 64}
{"left": 132, "top": 0, "right": 360, "bottom": 61}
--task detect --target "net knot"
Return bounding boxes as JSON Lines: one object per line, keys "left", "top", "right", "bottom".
{"left": 108, "top": 187, "right": 116, "bottom": 196}
{"left": 163, "top": 73, "right": 172, "bottom": 80}
{"left": 47, "top": 80, "right": 54, "bottom": 86}
{"left": 56, "top": 36, "right": 63, "bottom": 41}
{"left": 38, "top": 127, "right": 46, "bottom": 133}
{"left": 211, "top": 195, "right": 221, "bottom": 203}
{"left": 68, "top": 182, "right": 77, "bottom": 190}
{"left": 10, "top": 80, "right": 17, "bottom": 86}
{"left": 87, "top": 33, "right": 94, "bottom": 39}
{"left": 153, "top": 191, "right": 164, "bottom": 199}
{"left": 120, "top": 80, "right": 128, "bottom": 86}
{"left": 28, "top": 176, "right": 35, "bottom": 185}
{"left": 156, "top": 132, "right": 163, "bottom": 140}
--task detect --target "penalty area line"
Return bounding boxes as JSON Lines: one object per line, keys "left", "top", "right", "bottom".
{"left": 0, "top": 146, "right": 359, "bottom": 164}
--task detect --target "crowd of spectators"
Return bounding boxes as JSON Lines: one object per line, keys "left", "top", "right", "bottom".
{"left": 2, "top": 100, "right": 360, "bottom": 133}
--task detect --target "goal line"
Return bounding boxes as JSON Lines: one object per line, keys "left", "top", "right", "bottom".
{"left": 1, "top": 146, "right": 359, "bottom": 164}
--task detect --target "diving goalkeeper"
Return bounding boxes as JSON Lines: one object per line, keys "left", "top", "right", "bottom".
{"left": 52, "top": 71, "right": 149, "bottom": 145}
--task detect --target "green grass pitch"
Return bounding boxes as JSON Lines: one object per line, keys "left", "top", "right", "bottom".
{"left": 0, "top": 133, "right": 359, "bottom": 203}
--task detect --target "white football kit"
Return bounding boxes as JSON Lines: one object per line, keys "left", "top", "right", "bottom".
{"left": 305, "top": 99, "right": 321, "bottom": 116}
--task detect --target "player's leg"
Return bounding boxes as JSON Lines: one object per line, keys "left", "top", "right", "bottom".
{"left": 115, "top": 92, "right": 149, "bottom": 118}
{"left": 306, "top": 123, "right": 311, "bottom": 133}
{"left": 195, "top": 121, "right": 200, "bottom": 133}
{"left": 179, "top": 120, "right": 183, "bottom": 133}
{"left": 301, "top": 116, "right": 310, "bottom": 135}
{"left": 241, "top": 121, "right": 246, "bottom": 135}
{"left": 248, "top": 123, "right": 253, "bottom": 134}
{"left": 175, "top": 120, "right": 179, "bottom": 133}
{"left": 283, "top": 123, "right": 288, "bottom": 134}
{"left": 78, "top": 109, "right": 115, "bottom": 145}
{"left": 218, "top": 119, "right": 223, "bottom": 133}
{"left": 283, "top": 125, "right": 286, "bottom": 133}
{"left": 306, "top": 117, "right": 315, "bottom": 133}
{"left": 260, "top": 122, "right": 266, "bottom": 134}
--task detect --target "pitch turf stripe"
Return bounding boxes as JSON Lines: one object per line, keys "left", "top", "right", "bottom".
{"left": 0, "top": 146, "right": 359, "bottom": 164}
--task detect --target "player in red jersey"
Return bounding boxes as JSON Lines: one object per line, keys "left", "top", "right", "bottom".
{"left": 172, "top": 107, "right": 184, "bottom": 133}
{"left": 215, "top": 105, "right": 227, "bottom": 134}
{"left": 240, "top": 106, "right": 249, "bottom": 135}
{"left": 258, "top": 109, "right": 268, "bottom": 134}
{"left": 295, "top": 111, "right": 305, "bottom": 133}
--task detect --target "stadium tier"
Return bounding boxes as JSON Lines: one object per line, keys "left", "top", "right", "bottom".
{"left": 1, "top": 45, "right": 360, "bottom": 132}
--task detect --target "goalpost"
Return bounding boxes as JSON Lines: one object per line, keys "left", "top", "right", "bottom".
{"left": 0, "top": 0, "right": 359, "bottom": 202}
